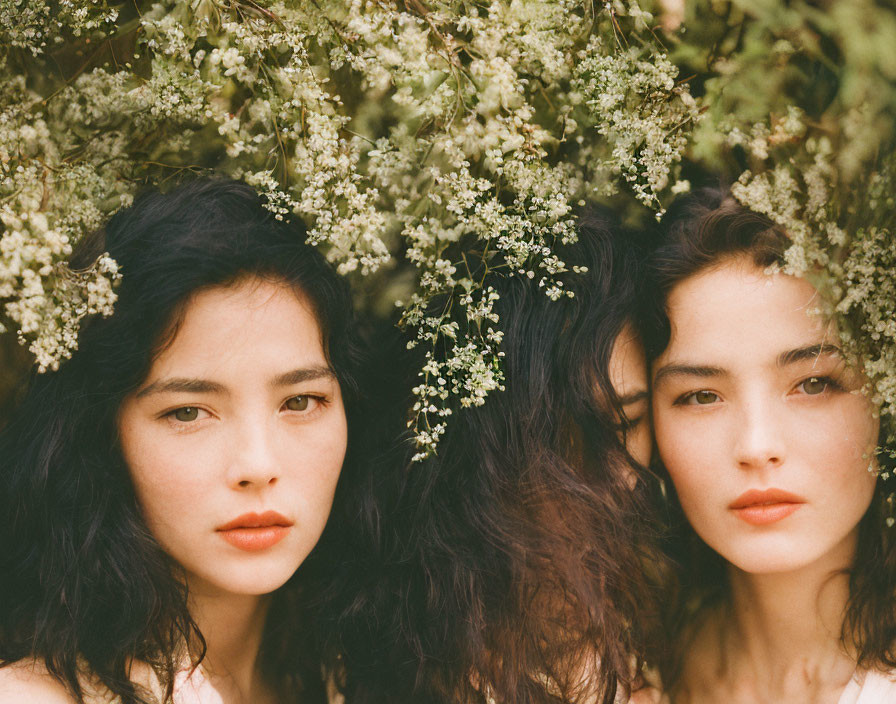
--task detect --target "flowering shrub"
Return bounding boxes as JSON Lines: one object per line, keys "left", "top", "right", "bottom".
{"left": 0, "top": 0, "right": 697, "bottom": 454}
{"left": 4, "top": 0, "right": 893, "bottom": 459}
{"left": 671, "top": 0, "right": 896, "bottom": 455}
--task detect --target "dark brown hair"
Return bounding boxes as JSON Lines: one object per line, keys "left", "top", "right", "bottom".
{"left": 332, "top": 205, "right": 664, "bottom": 703}
{"left": 645, "top": 184, "right": 896, "bottom": 692}
{"left": 0, "top": 178, "right": 368, "bottom": 703}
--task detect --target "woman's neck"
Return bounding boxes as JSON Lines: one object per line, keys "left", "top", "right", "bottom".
{"left": 726, "top": 564, "right": 852, "bottom": 691}
{"left": 687, "top": 531, "right": 860, "bottom": 703}
{"left": 186, "top": 588, "right": 274, "bottom": 703}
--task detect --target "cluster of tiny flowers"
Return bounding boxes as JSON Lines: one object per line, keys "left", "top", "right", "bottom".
{"left": 571, "top": 37, "right": 700, "bottom": 215}
{"left": 730, "top": 111, "right": 896, "bottom": 469}
{"left": 826, "top": 158, "right": 896, "bottom": 469}
{"left": 0, "top": 0, "right": 118, "bottom": 55}
{"left": 355, "top": 1, "right": 695, "bottom": 455}
{"left": 0, "top": 72, "right": 130, "bottom": 368}
{"left": 729, "top": 110, "right": 847, "bottom": 274}
{"left": 1, "top": 0, "right": 696, "bottom": 458}
{"left": 836, "top": 224, "right": 896, "bottom": 458}
{"left": 408, "top": 285, "right": 505, "bottom": 461}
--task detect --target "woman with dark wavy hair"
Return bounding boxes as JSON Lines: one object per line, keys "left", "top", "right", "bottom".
{"left": 332, "top": 205, "right": 663, "bottom": 704}
{"left": 0, "top": 178, "right": 367, "bottom": 703}
{"left": 644, "top": 186, "right": 896, "bottom": 703}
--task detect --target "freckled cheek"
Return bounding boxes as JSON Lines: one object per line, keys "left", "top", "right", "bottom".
{"left": 655, "top": 414, "right": 729, "bottom": 524}
{"left": 828, "top": 425, "right": 878, "bottom": 503}
{"left": 789, "top": 401, "right": 878, "bottom": 522}
{"left": 810, "top": 397, "right": 879, "bottom": 469}
{"left": 280, "top": 419, "right": 347, "bottom": 494}
{"left": 667, "top": 464, "right": 722, "bottom": 528}
{"left": 125, "top": 440, "right": 222, "bottom": 523}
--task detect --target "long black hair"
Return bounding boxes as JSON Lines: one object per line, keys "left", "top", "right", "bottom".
{"left": 334, "top": 205, "right": 664, "bottom": 703}
{"left": 0, "top": 178, "right": 367, "bottom": 703}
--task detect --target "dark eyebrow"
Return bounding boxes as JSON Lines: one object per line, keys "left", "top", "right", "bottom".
{"left": 271, "top": 366, "right": 336, "bottom": 387}
{"left": 619, "top": 390, "right": 649, "bottom": 406}
{"left": 137, "top": 366, "right": 335, "bottom": 399}
{"left": 777, "top": 343, "right": 842, "bottom": 367}
{"left": 653, "top": 364, "right": 726, "bottom": 388}
{"left": 136, "top": 378, "right": 226, "bottom": 398}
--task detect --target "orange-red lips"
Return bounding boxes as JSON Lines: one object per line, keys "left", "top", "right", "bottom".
{"left": 729, "top": 489, "right": 806, "bottom": 526}
{"left": 216, "top": 511, "right": 294, "bottom": 551}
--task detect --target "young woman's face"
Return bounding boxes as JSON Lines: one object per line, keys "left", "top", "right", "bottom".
{"left": 652, "top": 256, "right": 878, "bottom": 574}
{"left": 118, "top": 277, "right": 347, "bottom": 596}
{"left": 609, "top": 323, "right": 651, "bottom": 467}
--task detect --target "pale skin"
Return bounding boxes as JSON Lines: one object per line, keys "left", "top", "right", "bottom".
{"left": 651, "top": 256, "right": 879, "bottom": 704}
{"left": 609, "top": 322, "right": 651, "bottom": 469}
{"left": 0, "top": 277, "right": 347, "bottom": 703}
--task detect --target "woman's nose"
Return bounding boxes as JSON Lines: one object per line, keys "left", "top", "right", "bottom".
{"left": 227, "top": 419, "right": 280, "bottom": 489}
{"left": 732, "top": 398, "right": 785, "bottom": 471}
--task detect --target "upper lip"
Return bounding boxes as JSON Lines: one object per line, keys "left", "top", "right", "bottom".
{"left": 729, "top": 489, "right": 806, "bottom": 510}
{"left": 216, "top": 511, "right": 294, "bottom": 531}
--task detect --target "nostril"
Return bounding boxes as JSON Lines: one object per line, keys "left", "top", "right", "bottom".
{"left": 238, "top": 480, "right": 250, "bottom": 488}
{"left": 267, "top": 476, "right": 277, "bottom": 486}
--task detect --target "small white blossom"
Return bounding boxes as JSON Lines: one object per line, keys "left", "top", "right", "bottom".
{"left": 2, "top": 0, "right": 698, "bottom": 459}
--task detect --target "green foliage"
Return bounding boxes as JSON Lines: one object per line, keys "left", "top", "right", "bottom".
{"left": 1, "top": 0, "right": 894, "bottom": 457}
{"left": 0, "top": 0, "right": 696, "bottom": 454}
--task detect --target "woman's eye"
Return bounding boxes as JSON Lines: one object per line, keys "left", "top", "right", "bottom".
{"left": 168, "top": 406, "right": 205, "bottom": 422}
{"left": 797, "top": 376, "right": 835, "bottom": 395}
{"left": 681, "top": 390, "right": 719, "bottom": 405}
{"left": 616, "top": 415, "right": 643, "bottom": 432}
{"left": 284, "top": 395, "right": 314, "bottom": 412}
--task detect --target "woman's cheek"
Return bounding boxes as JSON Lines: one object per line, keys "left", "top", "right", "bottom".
{"left": 656, "top": 409, "right": 727, "bottom": 527}
{"left": 125, "top": 427, "right": 219, "bottom": 526}
{"left": 818, "top": 396, "right": 879, "bottom": 511}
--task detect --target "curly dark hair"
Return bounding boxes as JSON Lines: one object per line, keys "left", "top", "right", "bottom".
{"left": 329, "top": 205, "right": 664, "bottom": 704}
{"left": 644, "top": 184, "right": 896, "bottom": 693}
{"left": 0, "top": 178, "right": 368, "bottom": 704}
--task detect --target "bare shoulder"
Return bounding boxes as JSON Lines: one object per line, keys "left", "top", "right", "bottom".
{"left": 126, "top": 659, "right": 162, "bottom": 697}
{"left": 0, "top": 659, "right": 76, "bottom": 703}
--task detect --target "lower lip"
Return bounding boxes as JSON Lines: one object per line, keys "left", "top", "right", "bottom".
{"left": 218, "top": 526, "right": 290, "bottom": 551}
{"left": 732, "top": 503, "right": 803, "bottom": 526}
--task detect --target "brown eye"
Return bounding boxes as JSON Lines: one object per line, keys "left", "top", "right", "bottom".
{"left": 173, "top": 407, "right": 200, "bottom": 422}
{"left": 800, "top": 377, "right": 828, "bottom": 395}
{"left": 285, "top": 395, "right": 310, "bottom": 411}
{"left": 693, "top": 390, "right": 718, "bottom": 404}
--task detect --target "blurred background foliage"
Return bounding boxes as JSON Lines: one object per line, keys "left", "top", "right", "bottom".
{"left": 675, "top": 0, "right": 896, "bottom": 180}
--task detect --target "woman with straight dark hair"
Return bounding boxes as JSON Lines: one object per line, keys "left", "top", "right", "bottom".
{"left": 0, "top": 178, "right": 368, "bottom": 703}
{"left": 333, "top": 205, "right": 664, "bottom": 704}
{"left": 644, "top": 186, "right": 896, "bottom": 703}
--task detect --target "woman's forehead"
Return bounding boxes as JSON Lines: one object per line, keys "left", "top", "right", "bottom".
{"left": 663, "top": 257, "right": 827, "bottom": 361}
{"left": 145, "top": 279, "right": 327, "bottom": 385}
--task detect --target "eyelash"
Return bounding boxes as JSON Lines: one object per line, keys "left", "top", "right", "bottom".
{"left": 673, "top": 390, "right": 719, "bottom": 407}
{"left": 161, "top": 394, "right": 328, "bottom": 425}
{"left": 794, "top": 375, "right": 844, "bottom": 395}
{"left": 615, "top": 415, "right": 644, "bottom": 432}
{"left": 162, "top": 406, "right": 211, "bottom": 424}
{"left": 282, "top": 394, "right": 328, "bottom": 416}
{"left": 672, "top": 374, "right": 845, "bottom": 407}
